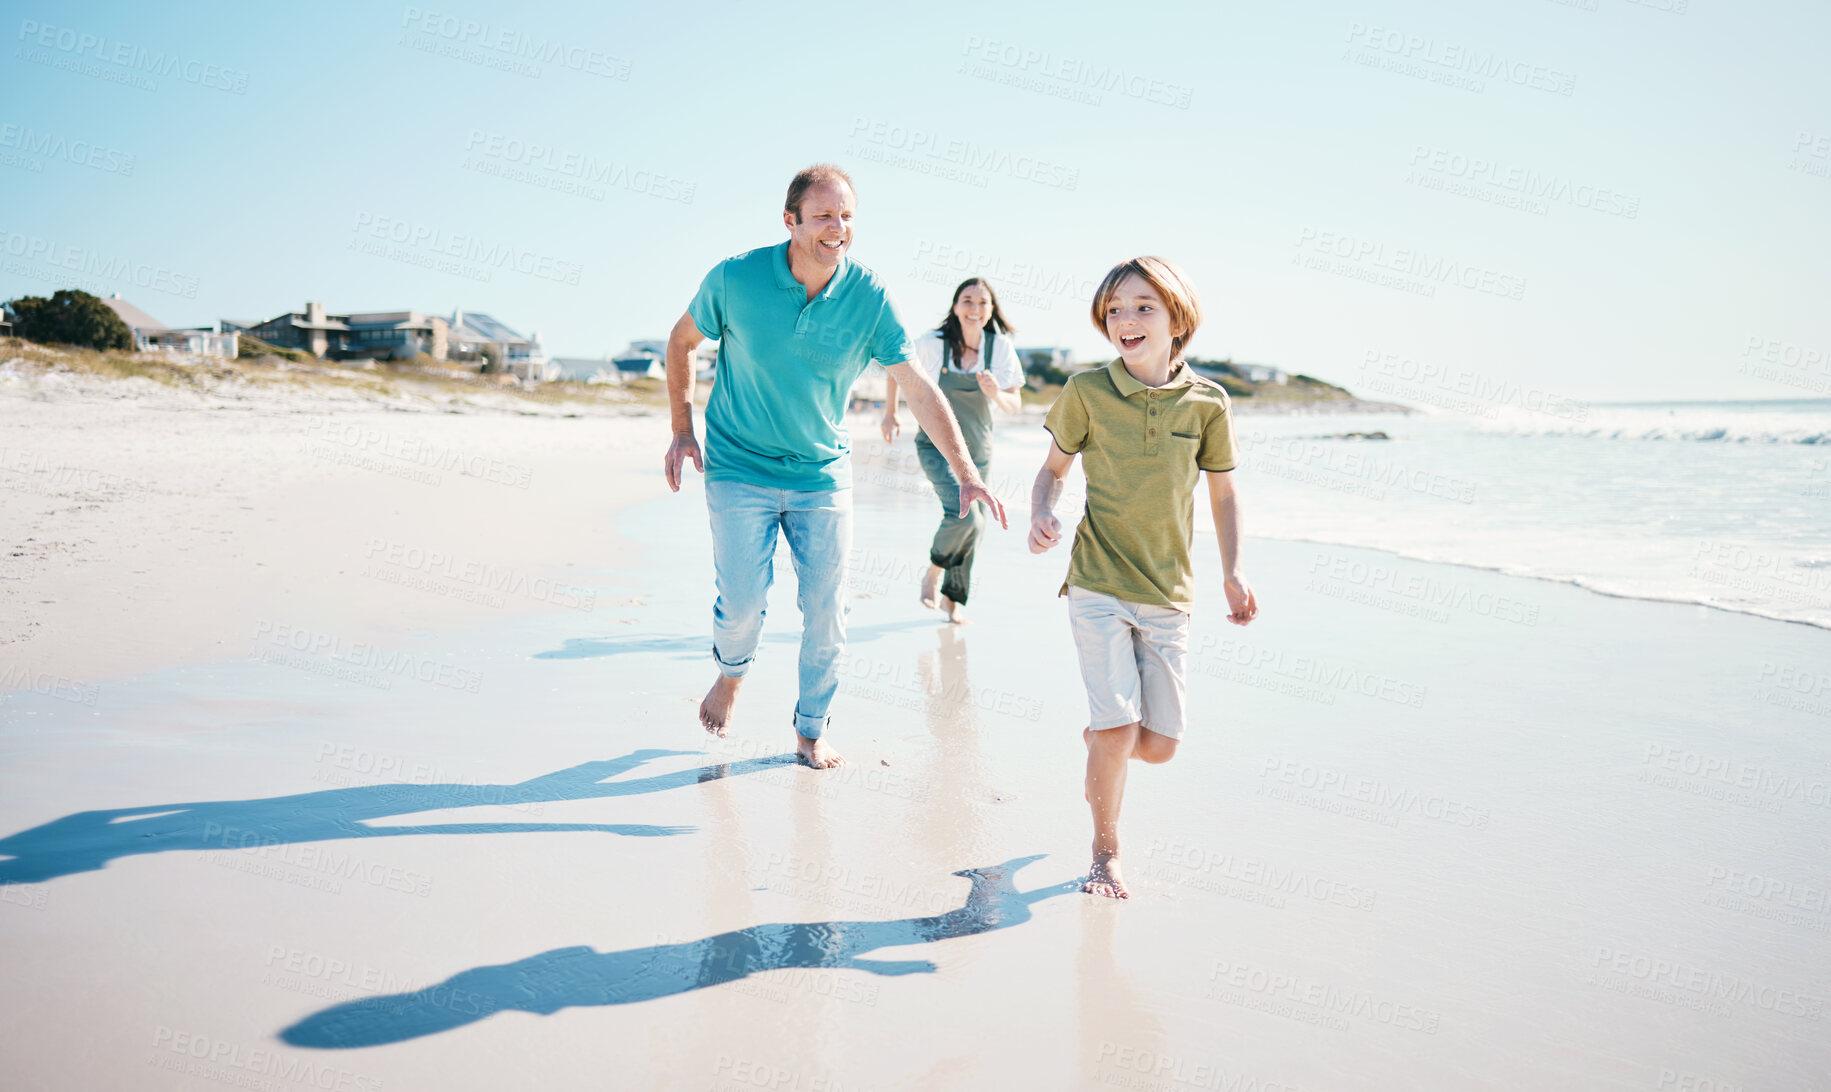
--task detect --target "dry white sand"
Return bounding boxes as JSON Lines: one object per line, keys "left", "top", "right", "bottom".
{"left": 3, "top": 366, "right": 1829, "bottom": 1091}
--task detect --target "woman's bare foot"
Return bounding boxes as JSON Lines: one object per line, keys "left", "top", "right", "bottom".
{"left": 920, "top": 564, "right": 943, "bottom": 610}
{"left": 795, "top": 732, "right": 845, "bottom": 769}
{"left": 941, "top": 595, "right": 967, "bottom": 624}
{"left": 699, "top": 675, "right": 743, "bottom": 737}
{"left": 1085, "top": 852, "right": 1129, "bottom": 899}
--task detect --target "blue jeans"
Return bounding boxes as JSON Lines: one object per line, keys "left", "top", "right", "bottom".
{"left": 705, "top": 479, "right": 852, "bottom": 739}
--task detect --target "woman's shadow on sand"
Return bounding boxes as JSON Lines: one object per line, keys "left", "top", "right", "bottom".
{"left": 0, "top": 749, "right": 792, "bottom": 885}
{"left": 282, "top": 854, "right": 1075, "bottom": 1048}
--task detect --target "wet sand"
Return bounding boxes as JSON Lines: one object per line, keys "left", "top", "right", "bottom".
{"left": 2, "top": 400, "right": 1829, "bottom": 1090}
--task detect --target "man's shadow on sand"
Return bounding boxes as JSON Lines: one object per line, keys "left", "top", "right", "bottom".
{"left": 283, "top": 855, "right": 1074, "bottom": 1048}
{"left": 0, "top": 749, "right": 793, "bottom": 885}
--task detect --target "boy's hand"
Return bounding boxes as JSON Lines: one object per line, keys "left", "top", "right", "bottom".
{"left": 1224, "top": 574, "right": 1258, "bottom": 625}
{"left": 1029, "top": 512, "right": 1062, "bottom": 553}
{"left": 879, "top": 412, "right": 900, "bottom": 443}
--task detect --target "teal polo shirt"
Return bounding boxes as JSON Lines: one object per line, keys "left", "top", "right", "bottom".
{"left": 689, "top": 241, "right": 913, "bottom": 491}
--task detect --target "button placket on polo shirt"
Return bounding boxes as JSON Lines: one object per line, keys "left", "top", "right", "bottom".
{"left": 1144, "top": 389, "right": 1161, "bottom": 455}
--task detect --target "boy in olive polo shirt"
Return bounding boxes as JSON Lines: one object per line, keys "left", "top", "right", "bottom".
{"left": 1028, "top": 256, "right": 1260, "bottom": 900}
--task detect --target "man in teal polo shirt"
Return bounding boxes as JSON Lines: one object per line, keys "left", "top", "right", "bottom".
{"left": 663, "top": 164, "right": 1005, "bottom": 769}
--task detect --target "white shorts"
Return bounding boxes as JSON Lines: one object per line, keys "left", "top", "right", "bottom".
{"left": 1066, "top": 585, "right": 1192, "bottom": 739}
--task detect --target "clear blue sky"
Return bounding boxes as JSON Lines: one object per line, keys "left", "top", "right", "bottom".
{"left": 5, "top": 0, "right": 1828, "bottom": 400}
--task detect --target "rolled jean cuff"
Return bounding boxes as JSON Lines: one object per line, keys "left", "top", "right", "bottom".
{"left": 712, "top": 645, "right": 752, "bottom": 678}
{"left": 794, "top": 710, "right": 828, "bottom": 739}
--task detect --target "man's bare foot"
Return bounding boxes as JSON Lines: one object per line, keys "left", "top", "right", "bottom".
{"left": 941, "top": 595, "right": 967, "bottom": 624}
{"left": 795, "top": 732, "right": 845, "bottom": 769}
{"left": 699, "top": 675, "right": 743, "bottom": 737}
{"left": 1085, "top": 852, "right": 1128, "bottom": 899}
{"left": 920, "top": 564, "right": 943, "bottom": 610}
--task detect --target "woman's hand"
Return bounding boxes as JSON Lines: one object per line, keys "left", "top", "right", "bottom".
{"left": 880, "top": 412, "right": 900, "bottom": 443}
{"left": 975, "top": 371, "right": 1000, "bottom": 397}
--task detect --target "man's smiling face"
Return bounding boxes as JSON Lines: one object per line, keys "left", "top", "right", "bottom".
{"left": 784, "top": 181, "right": 855, "bottom": 270}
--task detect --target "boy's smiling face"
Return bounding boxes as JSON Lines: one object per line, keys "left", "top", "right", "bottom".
{"left": 1102, "top": 273, "right": 1183, "bottom": 365}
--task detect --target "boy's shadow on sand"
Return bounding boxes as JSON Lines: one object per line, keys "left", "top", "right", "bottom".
{"left": 0, "top": 749, "right": 792, "bottom": 885}
{"left": 283, "top": 855, "right": 1074, "bottom": 1048}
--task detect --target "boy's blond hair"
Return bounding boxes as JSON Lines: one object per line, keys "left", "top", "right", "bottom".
{"left": 1089, "top": 256, "right": 1202, "bottom": 359}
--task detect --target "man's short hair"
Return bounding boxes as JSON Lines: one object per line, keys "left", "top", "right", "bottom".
{"left": 785, "top": 164, "right": 856, "bottom": 221}
{"left": 1090, "top": 256, "right": 1203, "bottom": 359}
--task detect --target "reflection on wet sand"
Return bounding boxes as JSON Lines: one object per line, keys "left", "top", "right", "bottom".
{"left": 913, "top": 626, "right": 999, "bottom": 869}
{"left": 1078, "top": 902, "right": 1169, "bottom": 1089}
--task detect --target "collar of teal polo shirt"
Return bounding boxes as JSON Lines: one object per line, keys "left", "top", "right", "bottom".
{"left": 771, "top": 240, "right": 850, "bottom": 304}
{"left": 1105, "top": 357, "right": 1196, "bottom": 397}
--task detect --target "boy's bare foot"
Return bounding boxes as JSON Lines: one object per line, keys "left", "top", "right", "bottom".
{"left": 920, "top": 564, "right": 943, "bottom": 610}
{"left": 1085, "top": 852, "right": 1129, "bottom": 899}
{"left": 941, "top": 595, "right": 967, "bottom": 624}
{"left": 699, "top": 675, "right": 743, "bottom": 737}
{"left": 795, "top": 732, "right": 845, "bottom": 769}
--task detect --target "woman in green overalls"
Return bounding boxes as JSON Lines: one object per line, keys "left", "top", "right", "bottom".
{"left": 880, "top": 278, "right": 1024, "bottom": 623}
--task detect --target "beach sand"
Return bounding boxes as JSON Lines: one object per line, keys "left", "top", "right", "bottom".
{"left": 2, "top": 372, "right": 1829, "bottom": 1090}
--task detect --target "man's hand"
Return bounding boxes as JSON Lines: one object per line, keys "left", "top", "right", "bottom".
{"left": 664, "top": 431, "right": 703, "bottom": 492}
{"left": 958, "top": 479, "right": 1008, "bottom": 529}
{"left": 880, "top": 412, "right": 900, "bottom": 444}
{"left": 1224, "top": 574, "right": 1258, "bottom": 625}
{"left": 1029, "top": 511, "right": 1062, "bottom": 553}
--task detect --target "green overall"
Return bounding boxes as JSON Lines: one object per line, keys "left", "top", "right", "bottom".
{"left": 913, "top": 350, "right": 997, "bottom": 606}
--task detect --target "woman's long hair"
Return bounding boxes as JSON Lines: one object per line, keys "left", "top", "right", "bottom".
{"left": 936, "top": 278, "right": 1014, "bottom": 371}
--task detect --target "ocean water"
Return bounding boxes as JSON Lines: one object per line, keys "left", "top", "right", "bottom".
{"left": 990, "top": 398, "right": 1831, "bottom": 629}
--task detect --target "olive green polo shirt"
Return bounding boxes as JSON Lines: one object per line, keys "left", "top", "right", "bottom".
{"left": 1043, "top": 359, "right": 1240, "bottom": 610}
